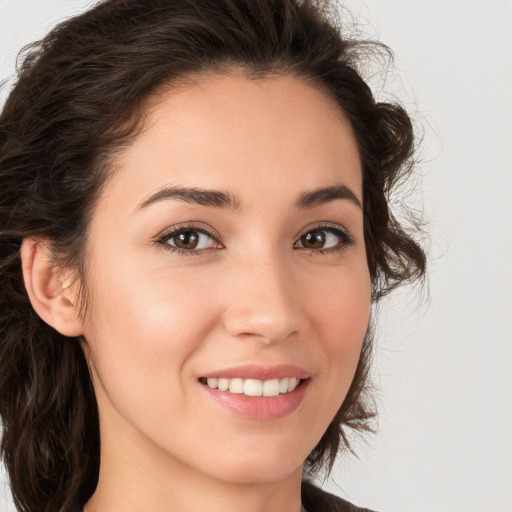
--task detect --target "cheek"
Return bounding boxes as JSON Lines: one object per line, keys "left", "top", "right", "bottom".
{"left": 307, "top": 262, "right": 371, "bottom": 399}
{"left": 310, "top": 260, "right": 371, "bottom": 344}
{"left": 85, "top": 252, "right": 214, "bottom": 351}
{"left": 81, "top": 257, "right": 218, "bottom": 422}
{"left": 325, "top": 282, "right": 370, "bottom": 353}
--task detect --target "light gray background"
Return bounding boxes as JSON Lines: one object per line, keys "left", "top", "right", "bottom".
{"left": 1, "top": 1, "right": 511, "bottom": 511}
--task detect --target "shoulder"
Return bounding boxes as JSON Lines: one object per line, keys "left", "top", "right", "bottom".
{"left": 301, "top": 480, "right": 380, "bottom": 512}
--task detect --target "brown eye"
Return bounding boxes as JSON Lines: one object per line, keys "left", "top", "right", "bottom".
{"left": 162, "top": 228, "right": 219, "bottom": 252}
{"left": 173, "top": 230, "right": 200, "bottom": 250}
{"left": 295, "top": 226, "right": 352, "bottom": 252}
{"left": 299, "top": 231, "right": 326, "bottom": 249}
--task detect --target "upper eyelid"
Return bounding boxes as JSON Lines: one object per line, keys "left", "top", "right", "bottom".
{"left": 156, "top": 221, "right": 352, "bottom": 248}
{"left": 295, "top": 222, "right": 350, "bottom": 239}
{"left": 158, "top": 221, "right": 349, "bottom": 236}
{"left": 156, "top": 222, "right": 221, "bottom": 242}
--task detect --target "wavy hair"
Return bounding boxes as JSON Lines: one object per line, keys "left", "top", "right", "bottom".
{"left": 0, "top": 0, "right": 426, "bottom": 510}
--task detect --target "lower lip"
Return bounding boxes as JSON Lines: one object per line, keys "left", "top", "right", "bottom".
{"left": 201, "top": 380, "right": 310, "bottom": 420}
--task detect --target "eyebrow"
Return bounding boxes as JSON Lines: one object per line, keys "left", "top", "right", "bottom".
{"left": 295, "top": 184, "right": 361, "bottom": 209}
{"left": 136, "top": 183, "right": 361, "bottom": 213}
{"left": 136, "top": 185, "right": 243, "bottom": 212}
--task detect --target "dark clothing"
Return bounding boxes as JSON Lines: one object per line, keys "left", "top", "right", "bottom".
{"left": 73, "top": 480, "right": 377, "bottom": 512}
{"left": 302, "top": 481, "right": 378, "bottom": 512}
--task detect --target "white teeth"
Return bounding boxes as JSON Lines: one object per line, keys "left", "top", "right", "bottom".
{"left": 218, "top": 378, "right": 229, "bottom": 391}
{"left": 229, "top": 378, "right": 244, "bottom": 394}
{"left": 288, "top": 377, "right": 299, "bottom": 392}
{"left": 262, "top": 379, "right": 280, "bottom": 397}
{"left": 244, "top": 379, "right": 263, "bottom": 396}
{"left": 205, "top": 376, "right": 303, "bottom": 396}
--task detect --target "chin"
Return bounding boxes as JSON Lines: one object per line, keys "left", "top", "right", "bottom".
{"left": 195, "top": 439, "right": 309, "bottom": 485}
{"left": 213, "top": 461, "right": 302, "bottom": 485}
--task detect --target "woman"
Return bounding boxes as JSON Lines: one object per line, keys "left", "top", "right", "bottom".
{"left": 0, "top": 0, "right": 426, "bottom": 511}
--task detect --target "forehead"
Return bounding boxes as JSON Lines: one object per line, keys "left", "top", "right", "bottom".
{"left": 101, "top": 73, "right": 362, "bottom": 211}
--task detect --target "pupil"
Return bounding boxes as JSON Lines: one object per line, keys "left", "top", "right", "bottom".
{"left": 176, "top": 231, "right": 198, "bottom": 249}
{"left": 303, "top": 231, "right": 325, "bottom": 249}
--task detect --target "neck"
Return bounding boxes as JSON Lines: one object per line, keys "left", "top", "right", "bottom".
{"left": 84, "top": 411, "right": 305, "bottom": 512}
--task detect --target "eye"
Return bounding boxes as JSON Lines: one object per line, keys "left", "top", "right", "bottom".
{"left": 156, "top": 226, "right": 222, "bottom": 254}
{"left": 294, "top": 225, "right": 353, "bottom": 253}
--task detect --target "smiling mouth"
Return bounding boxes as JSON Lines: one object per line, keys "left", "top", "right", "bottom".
{"left": 198, "top": 376, "right": 308, "bottom": 397}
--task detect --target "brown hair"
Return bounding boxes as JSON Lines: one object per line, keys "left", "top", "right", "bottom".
{"left": 0, "top": 0, "right": 426, "bottom": 510}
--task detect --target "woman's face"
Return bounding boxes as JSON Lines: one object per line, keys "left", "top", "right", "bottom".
{"left": 80, "top": 73, "right": 371, "bottom": 485}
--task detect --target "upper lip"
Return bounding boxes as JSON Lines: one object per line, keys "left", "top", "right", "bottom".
{"left": 200, "top": 364, "right": 311, "bottom": 381}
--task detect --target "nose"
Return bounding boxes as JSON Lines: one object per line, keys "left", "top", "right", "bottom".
{"left": 221, "top": 253, "right": 305, "bottom": 346}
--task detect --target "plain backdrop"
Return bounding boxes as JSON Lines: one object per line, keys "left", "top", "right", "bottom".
{"left": 1, "top": 1, "right": 511, "bottom": 511}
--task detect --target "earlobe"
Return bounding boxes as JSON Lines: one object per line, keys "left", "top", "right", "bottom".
{"left": 20, "top": 237, "right": 84, "bottom": 337}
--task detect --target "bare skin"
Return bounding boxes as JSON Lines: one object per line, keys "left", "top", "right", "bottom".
{"left": 22, "top": 73, "right": 371, "bottom": 512}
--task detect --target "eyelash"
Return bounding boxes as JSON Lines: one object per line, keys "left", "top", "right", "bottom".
{"left": 296, "top": 223, "right": 355, "bottom": 255}
{"left": 155, "top": 224, "right": 221, "bottom": 256}
{"left": 154, "top": 223, "right": 354, "bottom": 256}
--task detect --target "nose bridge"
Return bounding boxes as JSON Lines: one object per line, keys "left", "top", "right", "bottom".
{"left": 222, "top": 247, "right": 303, "bottom": 344}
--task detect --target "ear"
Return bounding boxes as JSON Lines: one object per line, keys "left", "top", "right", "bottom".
{"left": 20, "top": 237, "right": 84, "bottom": 337}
